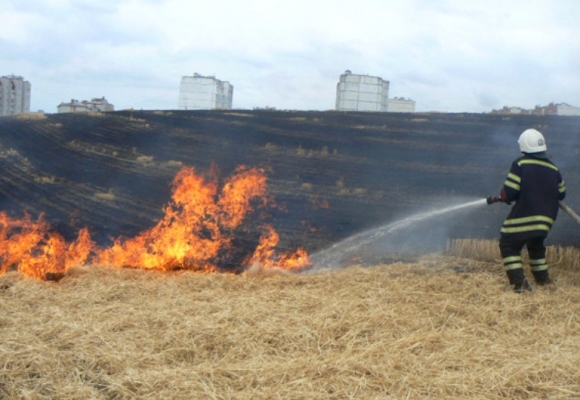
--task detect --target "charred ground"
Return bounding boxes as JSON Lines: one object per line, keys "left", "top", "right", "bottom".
{"left": 0, "top": 110, "right": 579, "bottom": 255}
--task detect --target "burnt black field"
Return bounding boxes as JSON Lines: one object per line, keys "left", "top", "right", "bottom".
{"left": 1, "top": 110, "right": 579, "bottom": 259}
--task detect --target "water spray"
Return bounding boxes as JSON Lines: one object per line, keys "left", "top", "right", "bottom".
{"left": 308, "top": 198, "right": 488, "bottom": 271}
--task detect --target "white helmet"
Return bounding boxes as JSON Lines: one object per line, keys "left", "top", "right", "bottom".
{"left": 518, "top": 128, "right": 547, "bottom": 153}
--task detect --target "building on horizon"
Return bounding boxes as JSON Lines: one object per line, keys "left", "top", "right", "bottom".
{"left": 178, "top": 73, "right": 233, "bottom": 110}
{"left": 387, "top": 97, "right": 416, "bottom": 113}
{"left": 490, "top": 102, "right": 580, "bottom": 116}
{"left": 0, "top": 75, "right": 31, "bottom": 117}
{"left": 533, "top": 102, "right": 580, "bottom": 116}
{"left": 335, "top": 70, "right": 389, "bottom": 112}
{"left": 57, "top": 97, "right": 114, "bottom": 113}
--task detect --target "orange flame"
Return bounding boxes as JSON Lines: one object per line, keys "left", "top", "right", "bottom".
{"left": 249, "top": 225, "right": 310, "bottom": 271}
{"left": 0, "top": 213, "right": 94, "bottom": 280}
{"left": 0, "top": 165, "right": 311, "bottom": 280}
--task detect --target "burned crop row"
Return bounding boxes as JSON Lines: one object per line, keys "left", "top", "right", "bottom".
{"left": 1, "top": 110, "right": 579, "bottom": 255}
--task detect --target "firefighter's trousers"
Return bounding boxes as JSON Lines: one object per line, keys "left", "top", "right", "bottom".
{"left": 499, "top": 235, "right": 550, "bottom": 286}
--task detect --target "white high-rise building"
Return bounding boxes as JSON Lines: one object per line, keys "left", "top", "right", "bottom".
{"left": 0, "top": 75, "right": 31, "bottom": 116}
{"left": 178, "top": 73, "right": 233, "bottom": 110}
{"left": 335, "top": 70, "right": 389, "bottom": 112}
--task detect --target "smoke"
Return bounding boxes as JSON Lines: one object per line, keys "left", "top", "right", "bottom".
{"left": 307, "top": 197, "right": 487, "bottom": 272}
{"left": 547, "top": 118, "right": 580, "bottom": 171}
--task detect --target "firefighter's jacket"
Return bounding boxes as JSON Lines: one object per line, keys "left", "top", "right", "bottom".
{"left": 501, "top": 153, "right": 566, "bottom": 239}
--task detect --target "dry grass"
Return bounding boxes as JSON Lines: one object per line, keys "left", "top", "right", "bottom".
{"left": 136, "top": 155, "right": 154, "bottom": 164}
{"left": 15, "top": 113, "right": 47, "bottom": 120}
{"left": 94, "top": 189, "right": 117, "bottom": 201}
{"left": 2, "top": 251, "right": 580, "bottom": 399}
{"left": 448, "top": 239, "right": 580, "bottom": 282}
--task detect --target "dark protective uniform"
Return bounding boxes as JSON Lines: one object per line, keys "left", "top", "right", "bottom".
{"left": 499, "top": 152, "right": 566, "bottom": 290}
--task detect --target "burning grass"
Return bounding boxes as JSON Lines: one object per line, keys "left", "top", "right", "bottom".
{"left": 2, "top": 252, "right": 580, "bottom": 399}
{"left": 0, "top": 165, "right": 310, "bottom": 280}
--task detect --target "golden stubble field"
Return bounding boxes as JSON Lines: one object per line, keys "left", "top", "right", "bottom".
{"left": 2, "top": 243, "right": 580, "bottom": 399}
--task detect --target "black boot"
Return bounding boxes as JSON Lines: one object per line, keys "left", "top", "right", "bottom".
{"left": 506, "top": 268, "right": 532, "bottom": 293}
{"left": 513, "top": 279, "right": 532, "bottom": 293}
{"left": 532, "top": 270, "right": 553, "bottom": 286}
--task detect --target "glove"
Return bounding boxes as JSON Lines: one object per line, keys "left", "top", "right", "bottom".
{"left": 500, "top": 188, "right": 512, "bottom": 205}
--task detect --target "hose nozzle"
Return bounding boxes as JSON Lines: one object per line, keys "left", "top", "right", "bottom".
{"left": 486, "top": 196, "right": 501, "bottom": 205}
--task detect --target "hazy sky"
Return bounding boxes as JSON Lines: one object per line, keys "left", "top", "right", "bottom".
{"left": 2, "top": 0, "right": 579, "bottom": 113}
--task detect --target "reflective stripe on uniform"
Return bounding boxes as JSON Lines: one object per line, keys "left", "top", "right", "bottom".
{"left": 504, "top": 172, "right": 521, "bottom": 190}
{"left": 530, "top": 258, "right": 548, "bottom": 272}
{"left": 502, "top": 216, "right": 554, "bottom": 233}
{"left": 503, "top": 255, "right": 522, "bottom": 270}
{"left": 501, "top": 224, "right": 551, "bottom": 234}
{"left": 507, "top": 173, "right": 521, "bottom": 183}
{"left": 559, "top": 181, "right": 566, "bottom": 193}
{"left": 501, "top": 215, "right": 553, "bottom": 233}
{"left": 517, "top": 159, "right": 559, "bottom": 171}
{"left": 504, "top": 180, "right": 520, "bottom": 191}
{"left": 503, "top": 215, "right": 554, "bottom": 225}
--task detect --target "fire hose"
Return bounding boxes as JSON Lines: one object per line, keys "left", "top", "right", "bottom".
{"left": 486, "top": 196, "right": 580, "bottom": 226}
{"left": 559, "top": 201, "right": 580, "bottom": 225}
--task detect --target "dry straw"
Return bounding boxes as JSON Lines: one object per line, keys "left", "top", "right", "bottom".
{"left": 1, "top": 241, "right": 580, "bottom": 399}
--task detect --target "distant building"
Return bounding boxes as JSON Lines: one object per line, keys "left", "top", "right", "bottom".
{"left": 178, "top": 73, "right": 233, "bottom": 110}
{"left": 0, "top": 75, "right": 31, "bottom": 117}
{"left": 335, "top": 70, "right": 390, "bottom": 112}
{"left": 533, "top": 102, "right": 580, "bottom": 116}
{"left": 57, "top": 97, "right": 114, "bottom": 113}
{"left": 388, "top": 97, "right": 416, "bottom": 113}
{"left": 490, "top": 106, "right": 527, "bottom": 115}
{"left": 490, "top": 102, "right": 580, "bottom": 116}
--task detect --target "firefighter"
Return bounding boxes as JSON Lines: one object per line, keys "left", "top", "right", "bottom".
{"left": 494, "top": 128, "right": 566, "bottom": 292}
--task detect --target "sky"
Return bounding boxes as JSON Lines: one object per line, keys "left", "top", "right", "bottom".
{"left": 1, "top": 0, "right": 579, "bottom": 113}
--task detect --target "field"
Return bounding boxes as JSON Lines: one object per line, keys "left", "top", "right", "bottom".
{"left": 2, "top": 240, "right": 580, "bottom": 399}
{"left": 1, "top": 111, "right": 580, "bottom": 398}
